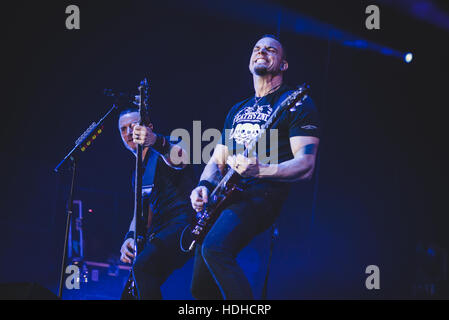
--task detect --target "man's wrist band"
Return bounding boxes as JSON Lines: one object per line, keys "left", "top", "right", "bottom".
{"left": 124, "top": 231, "right": 135, "bottom": 241}
{"left": 198, "top": 180, "right": 216, "bottom": 193}
{"left": 151, "top": 133, "right": 171, "bottom": 155}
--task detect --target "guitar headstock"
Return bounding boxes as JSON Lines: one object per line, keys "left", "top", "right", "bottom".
{"left": 136, "top": 78, "right": 151, "bottom": 126}
{"left": 286, "top": 83, "right": 310, "bottom": 112}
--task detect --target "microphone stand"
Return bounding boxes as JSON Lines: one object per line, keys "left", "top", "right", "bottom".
{"left": 54, "top": 104, "right": 118, "bottom": 299}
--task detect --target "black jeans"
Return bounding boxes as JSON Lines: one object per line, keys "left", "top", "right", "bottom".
{"left": 190, "top": 186, "right": 287, "bottom": 300}
{"left": 124, "top": 218, "right": 192, "bottom": 300}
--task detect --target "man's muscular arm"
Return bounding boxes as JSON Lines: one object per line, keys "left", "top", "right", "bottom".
{"left": 228, "top": 136, "right": 319, "bottom": 182}
{"left": 259, "top": 136, "right": 319, "bottom": 181}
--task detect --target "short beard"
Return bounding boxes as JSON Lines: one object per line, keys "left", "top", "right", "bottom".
{"left": 253, "top": 65, "right": 268, "bottom": 76}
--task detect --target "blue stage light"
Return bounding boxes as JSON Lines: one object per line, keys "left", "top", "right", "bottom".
{"left": 404, "top": 52, "right": 413, "bottom": 63}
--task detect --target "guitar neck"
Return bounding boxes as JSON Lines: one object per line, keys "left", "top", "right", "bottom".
{"left": 210, "top": 167, "right": 235, "bottom": 198}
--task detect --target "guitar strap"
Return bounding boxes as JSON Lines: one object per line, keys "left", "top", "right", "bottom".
{"left": 142, "top": 149, "right": 158, "bottom": 229}
{"left": 267, "top": 89, "right": 295, "bottom": 129}
{"left": 142, "top": 149, "right": 158, "bottom": 190}
{"left": 250, "top": 89, "right": 294, "bottom": 155}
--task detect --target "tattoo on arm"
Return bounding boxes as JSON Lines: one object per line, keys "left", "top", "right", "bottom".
{"left": 303, "top": 143, "right": 316, "bottom": 155}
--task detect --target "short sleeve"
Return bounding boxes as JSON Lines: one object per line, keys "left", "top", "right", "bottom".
{"left": 220, "top": 112, "right": 232, "bottom": 146}
{"left": 220, "top": 101, "right": 244, "bottom": 146}
{"left": 288, "top": 96, "right": 320, "bottom": 138}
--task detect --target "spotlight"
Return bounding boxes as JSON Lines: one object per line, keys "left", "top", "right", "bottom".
{"left": 404, "top": 52, "right": 413, "bottom": 63}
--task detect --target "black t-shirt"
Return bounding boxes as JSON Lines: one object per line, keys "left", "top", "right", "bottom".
{"left": 220, "top": 84, "right": 320, "bottom": 194}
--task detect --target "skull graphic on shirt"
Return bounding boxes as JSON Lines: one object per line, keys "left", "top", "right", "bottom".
{"left": 230, "top": 123, "right": 261, "bottom": 145}
{"left": 229, "top": 103, "right": 272, "bottom": 146}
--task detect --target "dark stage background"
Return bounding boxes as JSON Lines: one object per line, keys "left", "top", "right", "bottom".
{"left": 2, "top": 0, "right": 448, "bottom": 299}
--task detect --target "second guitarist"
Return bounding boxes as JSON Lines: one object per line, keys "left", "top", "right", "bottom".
{"left": 118, "top": 108, "right": 193, "bottom": 299}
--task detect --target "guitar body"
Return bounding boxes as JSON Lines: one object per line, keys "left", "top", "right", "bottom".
{"left": 191, "top": 181, "right": 242, "bottom": 246}
{"left": 121, "top": 235, "right": 146, "bottom": 299}
{"left": 121, "top": 275, "right": 137, "bottom": 300}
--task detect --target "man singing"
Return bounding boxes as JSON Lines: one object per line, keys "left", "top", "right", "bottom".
{"left": 189, "top": 35, "right": 320, "bottom": 299}
{"left": 118, "top": 108, "right": 193, "bottom": 299}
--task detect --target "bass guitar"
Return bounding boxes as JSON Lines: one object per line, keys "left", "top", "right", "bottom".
{"left": 122, "top": 78, "right": 151, "bottom": 299}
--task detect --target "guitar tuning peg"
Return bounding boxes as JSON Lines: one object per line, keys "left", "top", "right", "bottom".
{"left": 290, "top": 101, "right": 303, "bottom": 112}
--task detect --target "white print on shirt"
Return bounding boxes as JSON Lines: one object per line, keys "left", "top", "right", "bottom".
{"left": 229, "top": 104, "right": 272, "bottom": 145}
{"left": 301, "top": 125, "right": 317, "bottom": 130}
